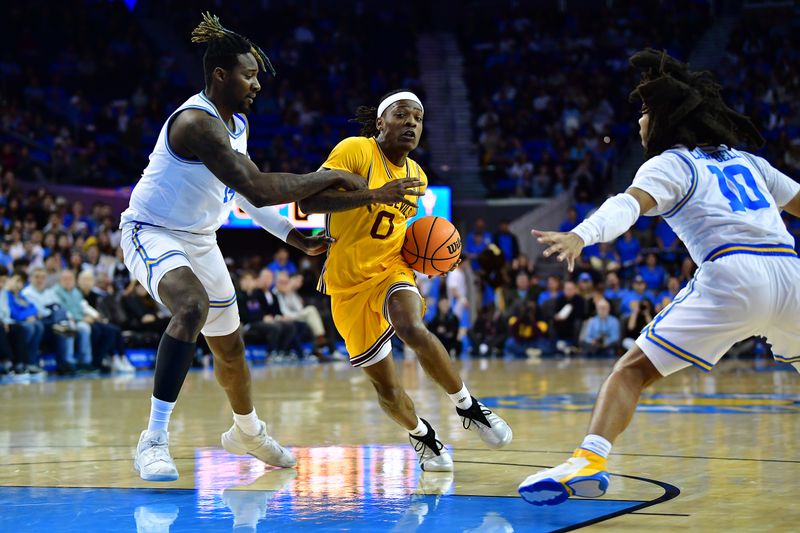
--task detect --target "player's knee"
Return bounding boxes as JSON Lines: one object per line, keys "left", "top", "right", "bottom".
{"left": 373, "top": 382, "right": 405, "bottom": 407}
{"left": 173, "top": 296, "right": 209, "bottom": 335}
{"left": 612, "top": 348, "right": 662, "bottom": 388}
{"left": 393, "top": 319, "right": 427, "bottom": 346}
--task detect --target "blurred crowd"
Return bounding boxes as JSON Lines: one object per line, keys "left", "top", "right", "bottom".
{"left": 0, "top": 1, "right": 429, "bottom": 188}
{"left": 459, "top": 0, "right": 712, "bottom": 198}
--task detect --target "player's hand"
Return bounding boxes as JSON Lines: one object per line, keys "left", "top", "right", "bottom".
{"left": 532, "top": 229, "right": 585, "bottom": 272}
{"left": 300, "top": 232, "right": 334, "bottom": 256}
{"left": 372, "top": 178, "right": 424, "bottom": 209}
{"left": 327, "top": 170, "right": 368, "bottom": 191}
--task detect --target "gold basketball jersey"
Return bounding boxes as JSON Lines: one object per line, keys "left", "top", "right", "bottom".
{"left": 317, "top": 136, "right": 428, "bottom": 295}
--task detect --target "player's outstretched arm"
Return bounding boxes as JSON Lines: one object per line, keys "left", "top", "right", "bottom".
{"left": 177, "top": 111, "right": 364, "bottom": 207}
{"left": 532, "top": 188, "right": 656, "bottom": 272}
{"left": 783, "top": 191, "right": 800, "bottom": 218}
{"left": 298, "top": 175, "right": 423, "bottom": 213}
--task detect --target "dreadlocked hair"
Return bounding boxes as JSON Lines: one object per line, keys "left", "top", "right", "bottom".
{"left": 350, "top": 89, "right": 411, "bottom": 137}
{"left": 629, "top": 48, "right": 764, "bottom": 158}
{"left": 191, "top": 12, "right": 275, "bottom": 87}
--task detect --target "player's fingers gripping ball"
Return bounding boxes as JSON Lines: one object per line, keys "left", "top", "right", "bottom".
{"left": 402, "top": 216, "right": 462, "bottom": 276}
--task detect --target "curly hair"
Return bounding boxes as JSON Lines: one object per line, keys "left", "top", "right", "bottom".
{"left": 191, "top": 12, "right": 275, "bottom": 87}
{"left": 629, "top": 48, "right": 764, "bottom": 158}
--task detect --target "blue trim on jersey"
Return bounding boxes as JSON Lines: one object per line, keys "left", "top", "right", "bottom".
{"left": 164, "top": 105, "right": 213, "bottom": 165}
{"left": 774, "top": 354, "right": 800, "bottom": 364}
{"left": 131, "top": 224, "right": 190, "bottom": 296}
{"left": 703, "top": 243, "right": 797, "bottom": 263}
{"left": 663, "top": 151, "right": 698, "bottom": 218}
{"left": 198, "top": 92, "right": 245, "bottom": 138}
{"left": 208, "top": 294, "right": 237, "bottom": 308}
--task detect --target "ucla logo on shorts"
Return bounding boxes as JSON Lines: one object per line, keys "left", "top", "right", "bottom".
{"left": 481, "top": 393, "right": 800, "bottom": 414}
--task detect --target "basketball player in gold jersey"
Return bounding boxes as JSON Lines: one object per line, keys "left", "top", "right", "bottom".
{"left": 299, "top": 90, "right": 512, "bottom": 471}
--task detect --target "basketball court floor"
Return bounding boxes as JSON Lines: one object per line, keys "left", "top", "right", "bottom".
{"left": 1, "top": 356, "right": 798, "bottom": 532}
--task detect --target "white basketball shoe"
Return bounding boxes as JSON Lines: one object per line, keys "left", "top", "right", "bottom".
{"left": 134, "top": 430, "right": 179, "bottom": 482}
{"left": 456, "top": 397, "right": 513, "bottom": 449}
{"left": 409, "top": 419, "right": 454, "bottom": 472}
{"left": 221, "top": 421, "right": 297, "bottom": 468}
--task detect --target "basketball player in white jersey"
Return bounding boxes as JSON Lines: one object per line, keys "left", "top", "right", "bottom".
{"left": 120, "top": 14, "right": 388, "bottom": 482}
{"left": 518, "top": 49, "right": 800, "bottom": 505}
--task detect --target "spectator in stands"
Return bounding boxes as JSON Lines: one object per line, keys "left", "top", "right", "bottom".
{"left": 656, "top": 276, "right": 682, "bottom": 312}
{"left": 654, "top": 217, "right": 681, "bottom": 265}
{"left": 619, "top": 275, "right": 655, "bottom": 315}
{"left": 637, "top": 253, "right": 667, "bottom": 292}
{"left": 237, "top": 271, "right": 296, "bottom": 357}
{"left": 576, "top": 272, "right": 597, "bottom": 316}
{"left": 537, "top": 275, "right": 562, "bottom": 307}
{"left": 677, "top": 257, "right": 696, "bottom": 287}
{"left": 494, "top": 220, "right": 520, "bottom": 262}
{"left": 510, "top": 253, "right": 535, "bottom": 278}
{"left": 502, "top": 270, "right": 537, "bottom": 318}
{"left": 0, "top": 266, "right": 29, "bottom": 377}
{"left": 78, "top": 270, "right": 134, "bottom": 373}
{"left": 268, "top": 247, "right": 297, "bottom": 278}
{"left": 122, "top": 281, "right": 170, "bottom": 334}
{"left": 426, "top": 297, "right": 461, "bottom": 358}
{"left": 21, "top": 267, "right": 82, "bottom": 375}
{"left": 275, "top": 272, "right": 336, "bottom": 359}
{"left": 587, "top": 242, "right": 620, "bottom": 274}
{"left": 468, "top": 303, "right": 506, "bottom": 357}
{"left": 444, "top": 261, "right": 471, "bottom": 343}
{"left": 616, "top": 229, "right": 641, "bottom": 275}
{"left": 580, "top": 299, "right": 620, "bottom": 357}
{"left": 3, "top": 272, "right": 46, "bottom": 377}
{"left": 621, "top": 299, "right": 654, "bottom": 351}
{"left": 559, "top": 208, "right": 578, "bottom": 233}
{"left": 465, "top": 218, "right": 492, "bottom": 271}
{"left": 552, "top": 281, "right": 585, "bottom": 355}
{"left": 506, "top": 300, "right": 548, "bottom": 359}
{"left": 50, "top": 269, "right": 99, "bottom": 373}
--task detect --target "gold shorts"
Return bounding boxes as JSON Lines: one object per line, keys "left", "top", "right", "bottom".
{"left": 330, "top": 269, "right": 422, "bottom": 367}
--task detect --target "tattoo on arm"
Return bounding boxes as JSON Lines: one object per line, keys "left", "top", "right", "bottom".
{"left": 299, "top": 189, "right": 376, "bottom": 213}
{"left": 177, "top": 112, "right": 343, "bottom": 207}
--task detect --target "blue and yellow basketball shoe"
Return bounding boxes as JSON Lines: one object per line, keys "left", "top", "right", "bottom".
{"left": 518, "top": 448, "right": 609, "bottom": 505}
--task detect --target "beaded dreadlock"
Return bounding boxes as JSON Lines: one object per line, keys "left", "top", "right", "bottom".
{"left": 351, "top": 89, "right": 410, "bottom": 137}
{"left": 191, "top": 12, "right": 275, "bottom": 87}
{"left": 629, "top": 48, "right": 764, "bottom": 159}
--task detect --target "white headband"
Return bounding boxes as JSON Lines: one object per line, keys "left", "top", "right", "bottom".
{"left": 377, "top": 91, "right": 423, "bottom": 118}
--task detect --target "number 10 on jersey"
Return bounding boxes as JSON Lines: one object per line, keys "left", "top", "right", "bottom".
{"left": 708, "top": 164, "right": 769, "bottom": 213}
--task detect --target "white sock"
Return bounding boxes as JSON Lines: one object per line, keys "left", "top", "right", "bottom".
{"left": 448, "top": 384, "right": 473, "bottom": 409}
{"left": 409, "top": 417, "right": 428, "bottom": 437}
{"left": 147, "top": 396, "right": 175, "bottom": 433}
{"left": 233, "top": 408, "right": 261, "bottom": 436}
{"left": 580, "top": 434, "right": 612, "bottom": 459}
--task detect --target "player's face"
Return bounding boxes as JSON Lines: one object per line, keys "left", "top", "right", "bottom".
{"left": 639, "top": 112, "right": 650, "bottom": 148}
{"left": 229, "top": 53, "right": 261, "bottom": 114}
{"left": 378, "top": 101, "right": 424, "bottom": 153}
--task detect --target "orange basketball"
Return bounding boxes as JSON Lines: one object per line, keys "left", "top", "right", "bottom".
{"left": 402, "top": 216, "right": 462, "bottom": 276}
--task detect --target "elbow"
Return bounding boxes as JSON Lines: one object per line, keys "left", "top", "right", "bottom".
{"left": 243, "top": 190, "right": 272, "bottom": 209}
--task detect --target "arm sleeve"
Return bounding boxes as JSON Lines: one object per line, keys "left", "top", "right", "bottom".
{"left": 320, "top": 137, "right": 372, "bottom": 177}
{"left": 235, "top": 197, "right": 294, "bottom": 242}
{"left": 630, "top": 152, "right": 692, "bottom": 216}
{"left": 571, "top": 193, "right": 641, "bottom": 247}
{"left": 745, "top": 153, "right": 800, "bottom": 208}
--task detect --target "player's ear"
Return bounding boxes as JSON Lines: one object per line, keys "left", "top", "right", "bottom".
{"left": 212, "top": 67, "right": 227, "bottom": 84}
{"left": 376, "top": 116, "right": 384, "bottom": 133}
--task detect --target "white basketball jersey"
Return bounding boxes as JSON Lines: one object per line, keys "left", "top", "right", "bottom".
{"left": 120, "top": 92, "right": 248, "bottom": 234}
{"left": 631, "top": 145, "right": 800, "bottom": 264}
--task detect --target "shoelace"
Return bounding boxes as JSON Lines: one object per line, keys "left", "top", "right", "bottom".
{"left": 461, "top": 404, "right": 494, "bottom": 431}
{"left": 411, "top": 434, "right": 445, "bottom": 463}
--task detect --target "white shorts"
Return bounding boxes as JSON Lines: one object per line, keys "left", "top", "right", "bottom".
{"left": 121, "top": 222, "right": 240, "bottom": 337}
{"left": 637, "top": 252, "right": 800, "bottom": 376}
